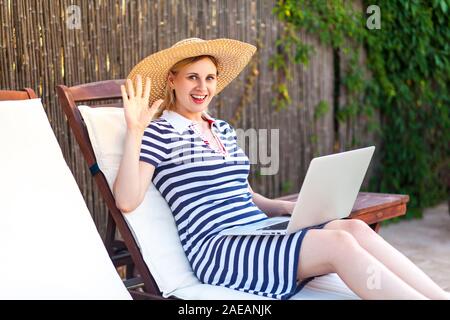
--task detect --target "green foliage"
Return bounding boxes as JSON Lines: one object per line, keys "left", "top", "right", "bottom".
{"left": 314, "top": 100, "right": 330, "bottom": 120}
{"left": 364, "top": 1, "right": 450, "bottom": 217}
{"left": 272, "top": 0, "right": 450, "bottom": 219}
{"left": 281, "top": 180, "right": 293, "bottom": 193}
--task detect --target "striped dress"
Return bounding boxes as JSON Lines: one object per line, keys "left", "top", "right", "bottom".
{"left": 139, "top": 110, "right": 327, "bottom": 300}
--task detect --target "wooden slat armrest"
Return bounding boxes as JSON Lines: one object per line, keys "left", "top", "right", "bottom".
{"left": 0, "top": 88, "right": 37, "bottom": 100}
{"left": 68, "top": 79, "right": 125, "bottom": 102}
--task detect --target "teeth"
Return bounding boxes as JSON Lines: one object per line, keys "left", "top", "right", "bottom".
{"left": 192, "top": 95, "right": 206, "bottom": 99}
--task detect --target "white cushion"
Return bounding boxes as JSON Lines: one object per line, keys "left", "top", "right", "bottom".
{"left": 0, "top": 99, "right": 131, "bottom": 299}
{"left": 78, "top": 105, "right": 359, "bottom": 300}
{"left": 172, "top": 273, "right": 358, "bottom": 300}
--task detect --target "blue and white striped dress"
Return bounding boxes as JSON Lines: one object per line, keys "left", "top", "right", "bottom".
{"left": 139, "top": 110, "right": 327, "bottom": 300}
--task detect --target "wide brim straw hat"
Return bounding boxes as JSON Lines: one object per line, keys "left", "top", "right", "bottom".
{"left": 127, "top": 38, "right": 257, "bottom": 105}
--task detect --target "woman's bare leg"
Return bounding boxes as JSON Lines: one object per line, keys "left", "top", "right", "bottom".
{"left": 324, "top": 219, "right": 449, "bottom": 300}
{"left": 297, "top": 229, "right": 427, "bottom": 299}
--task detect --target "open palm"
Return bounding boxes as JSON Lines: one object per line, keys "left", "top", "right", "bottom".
{"left": 121, "top": 74, "right": 163, "bottom": 132}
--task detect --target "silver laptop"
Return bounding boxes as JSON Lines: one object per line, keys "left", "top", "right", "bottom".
{"left": 220, "top": 146, "right": 375, "bottom": 236}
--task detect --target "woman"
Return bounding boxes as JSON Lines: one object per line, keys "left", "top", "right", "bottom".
{"left": 114, "top": 38, "right": 448, "bottom": 300}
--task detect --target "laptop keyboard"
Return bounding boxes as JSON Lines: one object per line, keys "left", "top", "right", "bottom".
{"left": 260, "top": 221, "right": 289, "bottom": 231}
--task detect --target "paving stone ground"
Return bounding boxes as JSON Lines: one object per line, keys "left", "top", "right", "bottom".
{"left": 379, "top": 202, "right": 450, "bottom": 292}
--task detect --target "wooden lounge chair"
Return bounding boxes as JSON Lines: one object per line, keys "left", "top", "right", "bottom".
{"left": 0, "top": 89, "right": 131, "bottom": 299}
{"left": 56, "top": 80, "right": 409, "bottom": 300}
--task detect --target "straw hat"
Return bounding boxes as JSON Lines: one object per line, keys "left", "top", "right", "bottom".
{"left": 127, "top": 38, "right": 257, "bottom": 105}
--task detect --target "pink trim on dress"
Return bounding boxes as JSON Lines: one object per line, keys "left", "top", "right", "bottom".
{"left": 190, "top": 115, "right": 228, "bottom": 156}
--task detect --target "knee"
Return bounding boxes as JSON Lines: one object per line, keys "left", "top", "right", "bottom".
{"left": 328, "top": 230, "right": 363, "bottom": 262}
{"left": 330, "top": 229, "right": 358, "bottom": 246}
{"left": 342, "top": 219, "right": 373, "bottom": 237}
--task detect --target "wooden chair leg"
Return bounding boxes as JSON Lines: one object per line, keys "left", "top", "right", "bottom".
{"left": 105, "top": 210, "right": 116, "bottom": 255}
{"left": 105, "top": 210, "right": 137, "bottom": 279}
{"left": 126, "top": 263, "right": 135, "bottom": 279}
{"left": 370, "top": 222, "right": 381, "bottom": 233}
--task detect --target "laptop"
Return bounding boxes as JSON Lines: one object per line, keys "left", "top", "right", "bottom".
{"left": 220, "top": 146, "right": 375, "bottom": 236}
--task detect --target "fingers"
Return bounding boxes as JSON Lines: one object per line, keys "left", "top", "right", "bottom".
{"left": 125, "top": 75, "right": 157, "bottom": 112}
{"left": 143, "top": 77, "right": 151, "bottom": 101}
{"left": 135, "top": 74, "right": 142, "bottom": 98}
{"left": 126, "top": 78, "right": 135, "bottom": 98}
{"left": 120, "top": 85, "right": 128, "bottom": 103}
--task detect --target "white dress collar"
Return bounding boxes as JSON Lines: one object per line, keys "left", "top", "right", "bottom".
{"left": 161, "top": 110, "right": 217, "bottom": 134}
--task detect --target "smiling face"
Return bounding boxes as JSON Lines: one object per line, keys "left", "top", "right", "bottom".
{"left": 167, "top": 57, "right": 218, "bottom": 118}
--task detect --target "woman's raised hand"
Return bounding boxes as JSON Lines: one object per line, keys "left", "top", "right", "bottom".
{"left": 121, "top": 74, "right": 163, "bottom": 132}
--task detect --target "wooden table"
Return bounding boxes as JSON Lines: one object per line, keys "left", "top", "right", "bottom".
{"left": 276, "top": 192, "right": 410, "bottom": 233}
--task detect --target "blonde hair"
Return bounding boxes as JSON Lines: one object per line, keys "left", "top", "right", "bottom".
{"left": 153, "top": 55, "right": 219, "bottom": 119}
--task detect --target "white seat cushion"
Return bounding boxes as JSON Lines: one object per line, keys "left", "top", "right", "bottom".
{"left": 78, "top": 105, "right": 359, "bottom": 300}
{"left": 0, "top": 99, "right": 131, "bottom": 299}
{"left": 172, "top": 273, "right": 358, "bottom": 300}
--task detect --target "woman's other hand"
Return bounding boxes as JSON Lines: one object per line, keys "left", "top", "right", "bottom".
{"left": 282, "top": 201, "right": 296, "bottom": 216}
{"left": 120, "top": 74, "right": 163, "bottom": 132}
